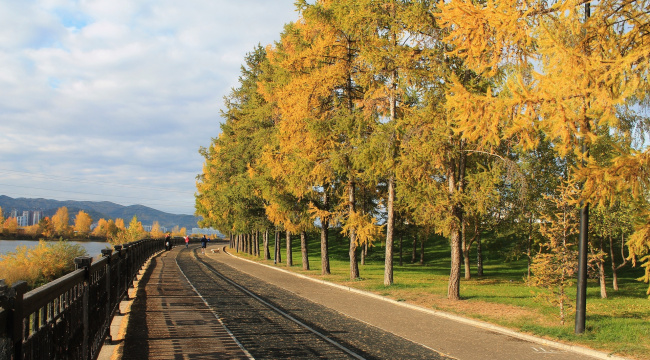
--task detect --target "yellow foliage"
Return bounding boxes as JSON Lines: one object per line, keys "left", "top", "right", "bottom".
{"left": 3, "top": 217, "right": 18, "bottom": 234}
{"left": 341, "top": 210, "right": 384, "bottom": 247}
{"left": 150, "top": 221, "right": 164, "bottom": 239}
{"left": 74, "top": 210, "right": 93, "bottom": 234}
{"left": 0, "top": 240, "right": 87, "bottom": 288}
{"left": 92, "top": 218, "right": 108, "bottom": 237}
{"left": 23, "top": 224, "right": 40, "bottom": 236}
{"left": 628, "top": 214, "right": 650, "bottom": 296}
{"left": 110, "top": 216, "right": 145, "bottom": 245}
{"left": 52, "top": 207, "right": 70, "bottom": 236}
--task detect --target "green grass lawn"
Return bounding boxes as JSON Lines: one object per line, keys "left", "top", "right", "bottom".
{"left": 229, "top": 232, "right": 650, "bottom": 360}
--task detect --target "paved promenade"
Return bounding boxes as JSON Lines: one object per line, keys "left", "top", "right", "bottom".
{"left": 99, "top": 242, "right": 624, "bottom": 360}
{"left": 100, "top": 247, "right": 250, "bottom": 360}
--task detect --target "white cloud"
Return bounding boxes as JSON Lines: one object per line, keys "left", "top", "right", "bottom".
{"left": 0, "top": 0, "right": 299, "bottom": 214}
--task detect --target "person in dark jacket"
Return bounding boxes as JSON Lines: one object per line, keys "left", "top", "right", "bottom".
{"left": 165, "top": 234, "right": 171, "bottom": 251}
{"left": 200, "top": 235, "right": 209, "bottom": 254}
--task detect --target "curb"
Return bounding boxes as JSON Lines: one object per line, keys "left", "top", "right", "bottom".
{"left": 222, "top": 246, "right": 628, "bottom": 360}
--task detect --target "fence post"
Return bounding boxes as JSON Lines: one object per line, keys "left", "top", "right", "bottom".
{"left": 0, "top": 280, "right": 27, "bottom": 360}
{"left": 74, "top": 256, "right": 92, "bottom": 360}
{"left": 114, "top": 245, "right": 125, "bottom": 302}
{"left": 101, "top": 249, "right": 113, "bottom": 344}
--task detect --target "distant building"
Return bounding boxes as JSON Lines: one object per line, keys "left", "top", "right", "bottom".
{"left": 16, "top": 212, "right": 28, "bottom": 227}
{"left": 32, "top": 210, "right": 43, "bottom": 225}
{"left": 20, "top": 211, "right": 29, "bottom": 227}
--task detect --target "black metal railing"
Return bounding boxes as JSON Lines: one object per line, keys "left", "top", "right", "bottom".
{"left": 0, "top": 237, "right": 180, "bottom": 360}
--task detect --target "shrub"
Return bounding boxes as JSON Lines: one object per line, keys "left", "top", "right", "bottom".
{"left": 0, "top": 240, "right": 87, "bottom": 289}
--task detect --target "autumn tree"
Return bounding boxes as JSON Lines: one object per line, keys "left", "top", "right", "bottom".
{"left": 74, "top": 210, "right": 93, "bottom": 235}
{"left": 266, "top": 0, "right": 376, "bottom": 280}
{"left": 52, "top": 207, "right": 70, "bottom": 237}
{"left": 343, "top": 0, "right": 437, "bottom": 286}
{"left": 111, "top": 216, "right": 145, "bottom": 245}
{"left": 3, "top": 217, "right": 18, "bottom": 234}
{"left": 150, "top": 221, "right": 164, "bottom": 239}
{"left": 106, "top": 219, "right": 119, "bottom": 238}
{"left": 38, "top": 217, "right": 54, "bottom": 238}
{"left": 439, "top": 0, "right": 650, "bottom": 291}
{"left": 196, "top": 45, "right": 275, "bottom": 248}
{"left": 92, "top": 218, "right": 108, "bottom": 237}
{"left": 529, "top": 180, "right": 581, "bottom": 325}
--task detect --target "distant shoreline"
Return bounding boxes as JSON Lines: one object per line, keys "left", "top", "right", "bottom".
{"left": 0, "top": 239, "right": 112, "bottom": 258}
{"left": 0, "top": 233, "right": 109, "bottom": 243}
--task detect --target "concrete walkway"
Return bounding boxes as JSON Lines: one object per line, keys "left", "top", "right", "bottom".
{"left": 215, "top": 246, "right": 626, "bottom": 360}
{"left": 98, "top": 248, "right": 250, "bottom": 360}
{"left": 99, "top": 243, "right": 627, "bottom": 360}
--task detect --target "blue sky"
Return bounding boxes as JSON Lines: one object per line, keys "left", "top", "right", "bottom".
{"left": 0, "top": 0, "right": 299, "bottom": 215}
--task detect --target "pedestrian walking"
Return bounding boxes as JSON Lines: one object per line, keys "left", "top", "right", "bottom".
{"left": 165, "top": 234, "right": 172, "bottom": 251}
{"left": 200, "top": 235, "right": 209, "bottom": 254}
{"left": 184, "top": 235, "right": 190, "bottom": 248}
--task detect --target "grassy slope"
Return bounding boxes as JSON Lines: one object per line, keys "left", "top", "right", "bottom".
{"left": 230, "top": 232, "right": 650, "bottom": 360}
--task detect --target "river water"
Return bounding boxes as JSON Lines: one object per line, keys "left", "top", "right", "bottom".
{"left": 0, "top": 240, "right": 112, "bottom": 258}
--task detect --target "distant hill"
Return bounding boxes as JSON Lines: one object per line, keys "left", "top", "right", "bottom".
{"left": 0, "top": 195, "right": 201, "bottom": 230}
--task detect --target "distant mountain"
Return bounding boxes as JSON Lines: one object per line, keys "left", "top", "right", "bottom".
{"left": 0, "top": 195, "right": 201, "bottom": 230}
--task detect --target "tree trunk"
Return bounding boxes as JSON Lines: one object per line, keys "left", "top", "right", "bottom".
{"left": 301, "top": 231, "right": 309, "bottom": 270}
{"left": 411, "top": 232, "right": 417, "bottom": 264}
{"left": 476, "top": 229, "right": 483, "bottom": 277}
{"left": 611, "top": 233, "right": 628, "bottom": 291}
{"left": 599, "top": 237, "right": 607, "bottom": 298}
{"left": 462, "top": 218, "right": 471, "bottom": 279}
{"left": 384, "top": 174, "right": 395, "bottom": 287}
{"left": 610, "top": 234, "right": 618, "bottom": 291}
{"left": 399, "top": 233, "right": 403, "bottom": 266}
{"left": 264, "top": 230, "right": 270, "bottom": 260}
{"left": 348, "top": 180, "right": 359, "bottom": 280}
{"left": 420, "top": 234, "right": 425, "bottom": 265}
{"left": 447, "top": 153, "right": 463, "bottom": 301}
{"left": 321, "top": 188, "right": 331, "bottom": 275}
{"left": 286, "top": 230, "right": 292, "bottom": 267}
{"left": 274, "top": 229, "right": 281, "bottom": 264}
{"left": 255, "top": 231, "right": 260, "bottom": 257}
{"left": 448, "top": 224, "right": 462, "bottom": 300}
{"left": 527, "top": 216, "right": 533, "bottom": 281}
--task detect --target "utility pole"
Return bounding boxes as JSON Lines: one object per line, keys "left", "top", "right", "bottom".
{"left": 575, "top": 1, "right": 591, "bottom": 335}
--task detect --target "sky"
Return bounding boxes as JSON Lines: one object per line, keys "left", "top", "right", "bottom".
{"left": 0, "top": 0, "right": 300, "bottom": 216}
